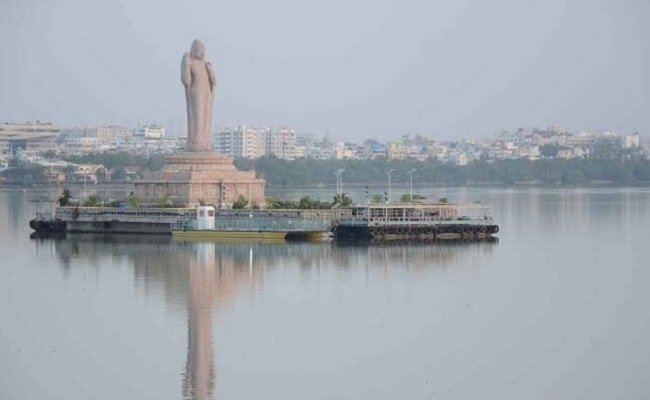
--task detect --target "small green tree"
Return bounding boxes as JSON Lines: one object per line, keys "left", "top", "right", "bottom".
{"left": 371, "top": 193, "right": 384, "bottom": 203}
{"left": 298, "top": 196, "right": 316, "bottom": 209}
{"left": 400, "top": 193, "right": 426, "bottom": 202}
{"left": 156, "top": 194, "right": 171, "bottom": 207}
{"left": 265, "top": 197, "right": 280, "bottom": 209}
{"left": 539, "top": 144, "right": 561, "bottom": 158}
{"left": 58, "top": 188, "right": 72, "bottom": 206}
{"left": 438, "top": 197, "right": 449, "bottom": 204}
{"left": 232, "top": 195, "right": 249, "bottom": 209}
{"left": 111, "top": 167, "right": 127, "bottom": 181}
{"left": 95, "top": 167, "right": 108, "bottom": 182}
{"left": 64, "top": 164, "right": 77, "bottom": 182}
{"left": 127, "top": 195, "right": 141, "bottom": 208}
{"left": 83, "top": 194, "right": 102, "bottom": 207}
{"left": 333, "top": 193, "right": 353, "bottom": 207}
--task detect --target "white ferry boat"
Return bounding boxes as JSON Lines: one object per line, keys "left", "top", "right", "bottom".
{"left": 334, "top": 203, "right": 499, "bottom": 240}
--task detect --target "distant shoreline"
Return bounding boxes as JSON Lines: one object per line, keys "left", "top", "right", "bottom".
{"left": 3, "top": 180, "right": 650, "bottom": 191}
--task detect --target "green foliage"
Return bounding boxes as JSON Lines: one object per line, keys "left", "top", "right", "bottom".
{"left": 371, "top": 193, "right": 384, "bottom": 203}
{"left": 83, "top": 194, "right": 102, "bottom": 207}
{"left": 111, "top": 167, "right": 127, "bottom": 181}
{"left": 95, "top": 167, "right": 108, "bottom": 182}
{"left": 438, "top": 197, "right": 449, "bottom": 204}
{"left": 27, "top": 164, "right": 48, "bottom": 182}
{"left": 58, "top": 188, "right": 72, "bottom": 206}
{"left": 539, "top": 145, "right": 562, "bottom": 158}
{"left": 61, "top": 152, "right": 166, "bottom": 181}
{"left": 232, "top": 195, "right": 249, "bottom": 209}
{"left": 235, "top": 156, "right": 650, "bottom": 187}
{"left": 297, "top": 196, "right": 334, "bottom": 209}
{"left": 298, "top": 196, "right": 316, "bottom": 209}
{"left": 265, "top": 197, "right": 280, "bottom": 209}
{"left": 400, "top": 193, "right": 426, "bottom": 202}
{"left": 143, "top": 155, "right": 166, "bottom": 171}
{"left": 43, "top": 150, "right": 58, "bottom": 159}
{"left": 156, "top": 194, "right": 171, "bottom": 207}
{"left": 333, "top": 193, "right": 353, "bottom": 207}
{"left": 8, "top": 158, "right": 23, "bottom": 168}
{"left": 264, "top": 196, "right": 333, "bottom": 209}
{"left": 63, "top": 152, "right": 165, "bottom": 171}
{"left": 127, "top": 195, "right": 141, "bottom": 208}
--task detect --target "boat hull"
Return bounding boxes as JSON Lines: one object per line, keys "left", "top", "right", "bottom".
{"left": 335, "top": 224, "right": 499, "bottom": 240}
{"left": 171, "top": 230, "right": 328, "bottom": 242}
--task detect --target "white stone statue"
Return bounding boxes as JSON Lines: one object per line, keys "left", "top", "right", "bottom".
{"left": 181, "top": 39, "right": 216, "bottom": 152}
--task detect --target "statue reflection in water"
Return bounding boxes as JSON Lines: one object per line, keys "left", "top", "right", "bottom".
{"left": 182, "top": 243, "right": 217, "bottom": 400}
{"left": 47, "top": 235, "right": 496, "bottom": 399}
{"left": 130, "top": 240, "right": 267, "bottom": 400}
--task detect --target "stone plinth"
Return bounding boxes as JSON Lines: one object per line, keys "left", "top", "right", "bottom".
{"left": 134, "top": 152, "right": 265, "bottom": 207}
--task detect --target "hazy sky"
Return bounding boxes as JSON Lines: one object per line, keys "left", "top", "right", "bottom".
{"left": 1, "top": 0, "right": 648, "bottom": 140}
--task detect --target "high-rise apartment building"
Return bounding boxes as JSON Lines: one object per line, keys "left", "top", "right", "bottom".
{"left": 214, "top": 126, "right": 297, "bottom": 160}
{"left": 214, "top": 126, "right": 266, "bottom": 158}
{"left": 265, "top": 127, "right": 296, "bottom": 160}
{"left": 86, "top": 125, "right": 133, "bottom": 144}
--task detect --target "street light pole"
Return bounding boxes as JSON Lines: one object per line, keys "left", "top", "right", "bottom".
{"left": 334, "top": 169, "right": 345, "bottom": 197}
{"left": 387, "top": 169, "right": 395, "bottom": 203}
{"left": 407, "top": 169, "right": 417, "bottom": 202}
{"left": 333, "top": 171, "right": 339, "bottom": 195}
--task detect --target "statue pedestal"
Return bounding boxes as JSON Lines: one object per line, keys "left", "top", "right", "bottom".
{"left": 134, "top": 152, "right": 266, "bottom": 207}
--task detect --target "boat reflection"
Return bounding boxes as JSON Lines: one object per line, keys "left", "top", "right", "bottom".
{"left": 44, "top": 235, "right": 496, "bottom": 399}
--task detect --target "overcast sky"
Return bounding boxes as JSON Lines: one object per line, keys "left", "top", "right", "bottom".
{"left": 1, "top": 0, "right": 648, "bottom": 140}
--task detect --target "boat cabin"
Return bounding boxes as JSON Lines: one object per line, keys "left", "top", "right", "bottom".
{"left": 341, "top": 203, "right": 492, "bottom": 226}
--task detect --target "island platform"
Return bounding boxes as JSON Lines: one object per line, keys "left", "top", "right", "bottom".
{"left": 30, "top": 202, "right": 499, "bottom": 242}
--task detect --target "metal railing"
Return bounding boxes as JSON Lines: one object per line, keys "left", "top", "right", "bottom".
{"left": 340, "top": 203, "right": 495, "bottom": 227}
{"left": 55, "top": 206, "right": 195, "bottom": 223}
{"left": 170, "top": 209, "right": 348, "bottom": 232}
{"left": 339, "top": 216, "right": 495, "bottom": 227}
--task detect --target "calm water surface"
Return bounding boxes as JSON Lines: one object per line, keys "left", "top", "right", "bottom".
{"left": 1, "top": 187, "right": 649, "bottom": 399}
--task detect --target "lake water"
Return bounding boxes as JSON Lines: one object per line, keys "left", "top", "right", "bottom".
{"left": 1, "top": 186, "right": 649, "bottom": 399}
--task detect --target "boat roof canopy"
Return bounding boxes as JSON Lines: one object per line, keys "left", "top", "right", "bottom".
{"left": 349, "top": 202, "right": 488, "bottom": 210}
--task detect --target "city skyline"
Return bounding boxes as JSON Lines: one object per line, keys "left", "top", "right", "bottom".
{"left": 1, "top": 119, "right": 642, "bottom": 143}
{"left": 1, "top": 0, "right": 649, "bottom": 141}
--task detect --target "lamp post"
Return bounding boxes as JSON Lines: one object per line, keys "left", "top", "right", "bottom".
{"left": 387, "top": 169, "right": 395, "bottom": 203}
{"left": 334, "top": 169, "right": 345, "bottom": 196}
{"left": 407, "top": 169, "right": 417, "bottom": 202}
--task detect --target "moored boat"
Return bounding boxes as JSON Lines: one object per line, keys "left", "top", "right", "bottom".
{"left": 334, "top": 202, "right": 499, "bottom": 240}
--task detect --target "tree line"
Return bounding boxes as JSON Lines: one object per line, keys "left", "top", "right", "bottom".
{"left": 25, "top": 152, "right": 650, "bottom": 187}
{"left": 235, "top": 156, "right": 650, "bottom": 187}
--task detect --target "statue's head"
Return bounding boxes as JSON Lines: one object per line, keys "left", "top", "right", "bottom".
{"left": 191, "top": 39, "right": 206, "bottom": 60}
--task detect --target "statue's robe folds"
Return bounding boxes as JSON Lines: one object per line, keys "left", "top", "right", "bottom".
{"left": 182, "top": 55, "right": 215, "bottom": 152}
